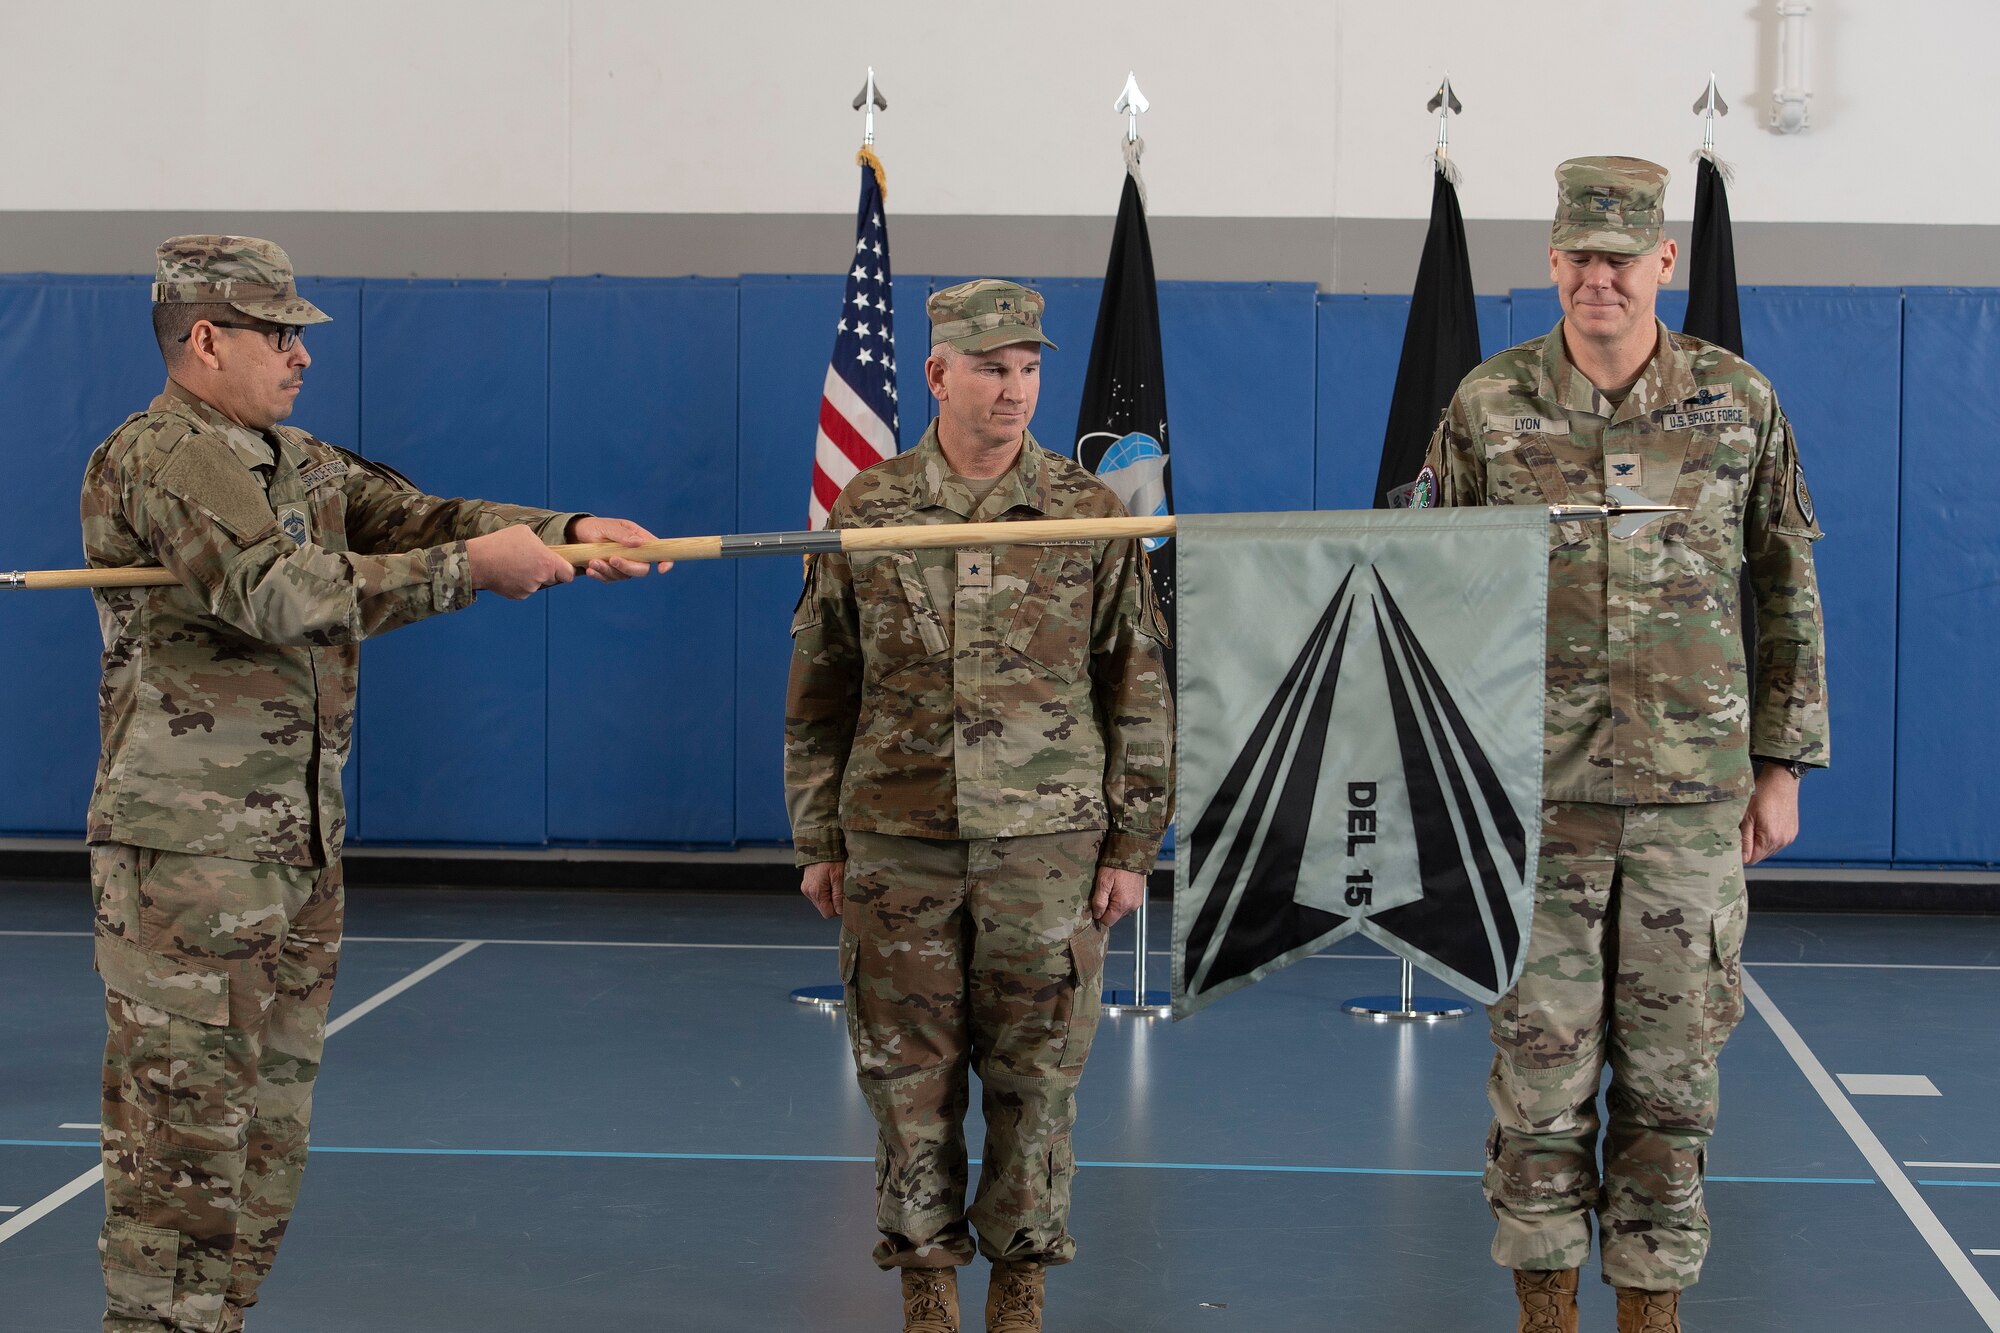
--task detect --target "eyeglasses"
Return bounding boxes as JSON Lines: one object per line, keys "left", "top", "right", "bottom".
{"left": 179, "top": 320, "right": 304, "bottom": 352}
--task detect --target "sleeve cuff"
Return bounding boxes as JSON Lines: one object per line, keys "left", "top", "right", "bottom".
{"left": 540, "top": 512, "right": 589, "bottom": 544}
{"left": 1098, "top": 830, "right": 1161, "bottom": 874}
{"left": 792, "top": 828, "right": 847, "bottom": 867}
{"left": 435, "top": 541, "right": 475, "bottom": 610}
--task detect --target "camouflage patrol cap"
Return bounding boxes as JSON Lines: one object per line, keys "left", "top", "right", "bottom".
{"left": 152, "top": 234, "right": 331, "bottom": 325}
{"left": 1551, "top": 157, "right": 1670, "bottom": 255}
{"left": 927, "top": 279, "right": 1058, "bottom": 354}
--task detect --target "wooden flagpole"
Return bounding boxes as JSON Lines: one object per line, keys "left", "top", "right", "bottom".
{"left": 3, "top": 505, "right": 1679, "bottom": 592}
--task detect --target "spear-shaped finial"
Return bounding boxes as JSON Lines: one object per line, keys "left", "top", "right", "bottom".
{"left": 1427, "top": 76, "right": 1463, "bottom": 158}
{"left": 1426, "top": 76, "right": 1464, "bottom": 180}
{"left": 851, "top": 67, "right": 887, "bottom": 146}
{"left": 1693, "top": 72, "right": 1729, "bottom": 151}
{"left": 1115, "top": 71, "right": 1149, "bottom": 145}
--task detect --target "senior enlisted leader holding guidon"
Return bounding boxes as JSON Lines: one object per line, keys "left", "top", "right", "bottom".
{"left": 80, "top": 235, "right": 670, "bottom": 1333}
{"left": 1412, "top": 159, "right": 1829, "bottom": 1333}
{"left": 786, "top": 280, "right": 1174, "bottom": 1333}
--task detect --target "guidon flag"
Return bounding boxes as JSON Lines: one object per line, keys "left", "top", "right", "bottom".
{"left": 1171, "top": 510, "right": 1549, "bottom": 1018}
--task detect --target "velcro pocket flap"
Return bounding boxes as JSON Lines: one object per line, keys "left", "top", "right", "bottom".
{"left": 95, "top": 933, "right": 230, "bottom": 1026}
{"left": 152, "top": 435, "right": 278, "bottom": 545}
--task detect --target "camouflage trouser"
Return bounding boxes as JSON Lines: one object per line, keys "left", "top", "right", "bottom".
{"left": 1484, "top": 799, "right": 1748, "bottom": 1291}
{"left": 90, "top": 844, "right": 342, "bottom": 1333}
{"left": 839, "top": 829, "right": 1109, "bottom": 1270}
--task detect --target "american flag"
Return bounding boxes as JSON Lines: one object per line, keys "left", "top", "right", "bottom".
{"left": 811, "top": 151, "right": 899, "bottom": 528}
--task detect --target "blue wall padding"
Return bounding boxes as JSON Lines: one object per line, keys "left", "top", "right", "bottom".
{"left": 354, "top": 281, "right": 551, "bottom": 845}
{"left": 1740, "top": 289, "right": 1900, "bottom": 863}
{"left": 1896, "top": 291, "right": 2000, "bottom": 864}
{"left": 1314, "top": 294, "right": 1513, "bottom": 510}
{"left": 546, "top": 278, "right": 740, "bottom": 845}
{"left": 1159, "top": 282, "right": 1321, "bottom": 514}
{"left": 0, "top": 279, "right": 160, "bottom": 835}
{"left": 0, "top": 274, "right": 1981, "bottom": 867}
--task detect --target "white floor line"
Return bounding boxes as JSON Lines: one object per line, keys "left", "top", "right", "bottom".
{"left": 1909, "top": 1163, "right": 2000, "bottom": 1171}
{"left": 325, "top": 941, "right": 481, "bottom": 1036}
{"left": 55, "top": 1123, "right": 94, "bottom": 1130}
{"left": 0, "top": 940, "right": 482, "bottom": 1249}
{"left": 0, "top": 1169, "right": 98, "bottom": 1245}
{"left": 1743, "top": 968, "right": 2000, "bottom": 1328}
{"left": 1977, "top": 1251, "right": 2000, "bottom": 1258}
{"left": 1749, "top": 961, "right": 2000, "bottom": 972}
{"left": 0, "top": 1207, "right": 19, "bottom": 1213}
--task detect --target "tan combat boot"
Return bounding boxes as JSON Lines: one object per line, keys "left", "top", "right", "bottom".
{"left": 1512, "top": 1268, "right": 1579, "bottom": 1333}
{"left": 1614, "top": 1287, "right": 1680, "bottom": 1333}
{"left": 985, "top": 1260, "right": 1045, "bottom": 1332}
{"left": 901, "top": 1267, "right": 960, "bottom": 1333}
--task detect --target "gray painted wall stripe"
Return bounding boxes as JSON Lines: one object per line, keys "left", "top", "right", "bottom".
{"left": 4, "top": 212, "right": 1996, "bottom": 293}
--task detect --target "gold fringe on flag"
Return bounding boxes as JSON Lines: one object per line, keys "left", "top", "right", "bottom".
{"left": 857, "top": 146, "right": 888, "bottom": 201}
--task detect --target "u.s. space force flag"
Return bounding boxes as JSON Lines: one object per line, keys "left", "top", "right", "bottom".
{"left": 1172, "top": 510, "right": 1548, "bottom": 1019}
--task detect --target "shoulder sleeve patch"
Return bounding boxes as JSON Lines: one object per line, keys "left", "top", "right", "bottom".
{"left": 149, "top": 434, "right": 277, "bottom": 545}
{"left": 1138, "top": 550, "right": 1172, "bottom": 646}
{"left": 1769, "top": 412, "right": 1824, "bottom": 541}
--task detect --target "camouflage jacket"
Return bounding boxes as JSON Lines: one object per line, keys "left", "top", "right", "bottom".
{"left": 1417, "top": 321, "right": 1828, "bottom": 804}
{"left": 81, "top": 381, "right": 579, "bottom": 866}
{"left": 785, "top": 423, "right": 1174, "bottom": 872}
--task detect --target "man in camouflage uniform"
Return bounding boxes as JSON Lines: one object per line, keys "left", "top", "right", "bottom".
{"left": 81, "top": 235, "right": 667, "bottom": 1333}
{"left": 785, "top": 280, "right": 1172, "bottom": 1333}
{"left": 1413, "top": 161, "right": 1828, "bottom": 1333}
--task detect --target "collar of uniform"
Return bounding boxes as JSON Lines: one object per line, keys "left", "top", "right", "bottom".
{"left": 1538, "top": 327, "right": 1603, "bottom": 418}
{"left": 1645, "top": 320, "right": 1701, "bottom": 414}
{"left": 912, "top": 422, "right": 1052, "bottom": 518}
{"left": 156, "top": 377, "right": 277, "bottom": 471}
{"left": 1543, "top": 319, "right": 1696, "bottom": 426}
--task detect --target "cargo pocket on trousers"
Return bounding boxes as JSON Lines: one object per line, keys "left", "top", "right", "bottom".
{"left": 97, "top": 933, "right": 234, "bottom": 1137}
{"left": 1055, "top": 921, "right": 1109, "bottom": 1075}
{"left": 100, "top": 1218, "right": 178, "bottom": 1324}
{"left": 1703, "top": 895, "right": 1749, "bottom": 1046}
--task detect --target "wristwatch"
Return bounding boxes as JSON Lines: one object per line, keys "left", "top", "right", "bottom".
{"left": 1753, "top": 756, "right": 1807, "bottom": 779}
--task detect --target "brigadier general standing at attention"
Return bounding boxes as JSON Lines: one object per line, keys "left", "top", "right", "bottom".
{"left": 1413, "top": 160, "right": 1828, "bottom": 1333}
{"left": 786, "top": 280, "right": 1173, "bottom": 1333}
{"left": 81, "top": 235, "right": 668, "bottom": 1333}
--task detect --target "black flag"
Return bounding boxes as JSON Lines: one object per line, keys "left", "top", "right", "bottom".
{"left": 1682, "top": 153, "right": 1743, "bottom": 355}
{"left": 1376, "top": 167, "right": 1483, "bottom": 508}
{"left": 1075, "top": 145, "right": 1175, "bottom": 654}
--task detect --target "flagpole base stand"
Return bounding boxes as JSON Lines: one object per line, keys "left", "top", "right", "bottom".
{"left": 789, "top": 984, "right": 844, "bottom": 1010}
{"left": 1342, "top": 959, "right": 1470, "bottom": 1022}
{"left": 1341, "top": 994, "right": 1470, "bottom": 1023}
{"left": 1103, "top": 988, "right": 1172, "bottom": 1017}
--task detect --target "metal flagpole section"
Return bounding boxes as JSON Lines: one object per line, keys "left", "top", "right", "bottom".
{"left": 1343, "top": 959, "right": 1471, "bottom": 1022}
{"left": 1103, "top": 869, "right": 1169, "bottom": 1016}
{"left": 792, "top": 64, "right": 892, "bottom": 1011}
{"left": 1095, "top": 71, "right": 1170, "bottom": 1020}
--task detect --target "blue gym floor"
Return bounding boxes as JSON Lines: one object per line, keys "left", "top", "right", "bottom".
{"left": 3, "top": 880, "right": 1997, "bottom": 1332}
